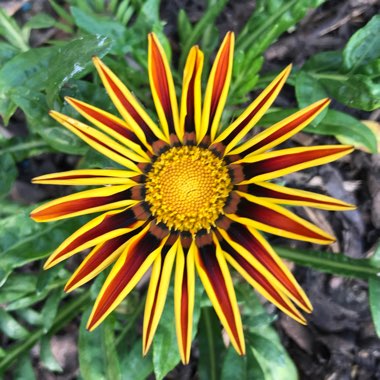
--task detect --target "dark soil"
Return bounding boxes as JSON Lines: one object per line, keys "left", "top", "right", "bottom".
{"left": 3, "top": 0, "right": 380, "bottom": 379}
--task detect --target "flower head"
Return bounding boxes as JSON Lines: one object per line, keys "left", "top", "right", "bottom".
{"left": 31, "top": 32, "right": 354, "bottom": 363}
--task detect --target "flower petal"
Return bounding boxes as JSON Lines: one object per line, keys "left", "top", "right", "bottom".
{"left": 64, "top": 232, "right": 135, "bottom": 292}
{"left": 44, "top": 205, "right": 147, "bottom": 269}
{"left": 174, "top": 237, "right": 196, "bottom": 364}
{"left": 227, "top": 192, "right": 335, "bottom": 244}
{"left": 229, "top": 98, "right": 330, "bottom": 156}
{"left": 237, "top": 182, "right": 355, "bottom": 210}
{"left": 213, "top": 65, "right": 291, "bottom": 152}
{"left": 218, "top": 223, "right": 312, "bottom": 313}
{"left": 200, "top": 32, "right": 235, "bottom": 142}
{"left": 92, "top": 56, "right": 168, "bottom": 146}
{"left": 87, "top": 223, "right": 168, "bottom": 331}
{"left": 30, "top": 185, "right": 138, "bottom": 222}
{"left": 233, "top": 145, "right": 354, "bottom": 183}
{"left": 148, "top": 33, "right": 180, "bottom": 140}
{"left": 180, "top": 46, "right": 204, "bottom": 143}
{"left": 65, "top": 97, "right": 150, "bottom": 161}
{"left": 194, "top": 233, "right": 245, "bottom": 355}
{"left": 32, "top": 169, "right": 138, "bottom": 186}
{"left": 49, "top": 111, "right": 143, "bottom": 172}
{"left": 143, "top": 237, "right": 178, "bottom": 355}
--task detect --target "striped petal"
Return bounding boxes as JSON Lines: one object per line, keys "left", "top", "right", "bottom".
{"left": 87, "top": 223, "right": 169, "bottom": 331}
{"left": 237, "top": 182, "right": 355, "bottom": 210}
{"left": 30, "top": 185, "right": 137, "bottom": 222}
{"left": 143, "top": 237, "right": 178, "bottom": 355}
{"left": 148, "top": 33, "right": 180, "bottom": 140}
{"left": 174, "top": 237, "right": 196, "bottom": 364}
{"left": 180, "top": 46, "right": 204, "bottom": 144}
{"left": 200, "top": 32, "right": 235, "bottom": 142}
{"left": 65, "top": 97, "right": 150, "bottom": 161}
{"left": 233, "top": 145, "right": 354, "bottom": 183}
{"left": 229, "top": 99, "right": 330, "bottom": 156}
{"left": 65, "top": 232, "right": 135, "bottom": 292}
{"left": 32, "top": 169, "right": 138, "bottom": 186}
{"left": 218, "top": 223, "right": 312, "bottom": 313}
{"left": 92, "top": 56, "right": 168, "bottom": 147}
{"left": 49, "top": 111, "right": 143, "bottom": 172}
{"left": 194, "top": 233, "right": 245, "bottom": 355}
{"left": 228, "top": 192, "right": 335, "bottom": 244}
{"left": 44, "top": 205, "right": 147, "bottom": 269}
{"left": 213, "top": 65, "right": 291, "bottom": 152}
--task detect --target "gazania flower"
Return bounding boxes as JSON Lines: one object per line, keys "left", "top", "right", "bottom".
{"left": 31, "top": 32, "right": 354, "bottom": 363}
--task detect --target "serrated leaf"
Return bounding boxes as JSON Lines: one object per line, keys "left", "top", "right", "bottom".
{"left": 343, "top": 15, "right": 380, "bottom": 71}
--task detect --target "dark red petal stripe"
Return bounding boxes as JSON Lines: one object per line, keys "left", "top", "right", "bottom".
{"left": 220, "top": 75, "right": 286, "bottom": 147}
{"left": 31, "top": 188, "right": 134, "bottom": 221}
{"left": 68, "top": 98, "right": 142, "bottom": 146}
{"left": 240, "top": 146, "right": 351, "bottom": 180}
{"left": 98, "top": 65, "right": 157, "bottom": 144}
{"left": 87, "top": 227, "right": 165, "bottom": 330}
{"left": 197, "top": 241, "right": 243, "bottom": 352}
{"left": 184, "top": 64, "right": 197, "bottom": 134}
{"left": 220, "top": 239, "right": 297, "bottom": 314}
{"left": 227, "top": 222, "right": 310, "bottom": 310}
{"left": 235, "top": 197, "right": 327, "bottom": 241}
{"left": 243, "top": 99, "right": 330, "bottom": 155}
{"left": 65, "top": 232, "right": 136, "bottom": 291}
{"left": 53, "top": 206, "right": 146, "bottom": 263}
{"left": 150, "top": 37, "right": 176, "bottom": 135}
{"left": 238, "top": 183, "right": 346, "bottom": 207}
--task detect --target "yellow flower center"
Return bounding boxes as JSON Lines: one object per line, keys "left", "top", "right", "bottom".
{"left": 145, "top": 146, "right": 232, "bottom": 233}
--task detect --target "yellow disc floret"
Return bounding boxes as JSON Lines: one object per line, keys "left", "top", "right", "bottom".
{"left": 145, "top": 146, "right": 232, "bottom": 233}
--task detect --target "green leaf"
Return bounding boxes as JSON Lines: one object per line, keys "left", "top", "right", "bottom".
{"left": 303, "top": 50, "right": 343, "bottom": 72}
{"left": 0, "top": 42, "right": 19, "bottom": 65}
{"left": 221, "top": 347, "right": 247, "bottom": 380}
{"left": 41, "top": 290, "right": 62, "bottom": 332}
{"left": 0, "top": 8, "right": 28, "bottom": 51}
{"left": 343, "top": 15, "right": 380, "bottom": 71}
{"left": 0, "top": 309, "right": 29, "bottom": 340}
{"left": 120, "top": 341, "right": 153, "bottom": 380}
{"left": 369, "top": 276, "right": 380, "bottom": 338}
{"left": 295, "top": 71, "right": 328, "bottom": 126}
{"left": 0, "top": 152, "right": 17, "bottom": 197}
{"left": 46, "top": 34, "right": 112, "bottom": 106}
{"left": 198, "top": 307, "right": 226, "bottom": 380}
{"left": 79, "top": 309, "right": 121, "bottom": 380}
{"left": 13, "top": 354, "right": 36, "bottom": 380}
{"left": 23, "top": 13, "right": 57, "bottom": 30}
{"left": 40, "top": 335, "right": 63, "bottom": 372}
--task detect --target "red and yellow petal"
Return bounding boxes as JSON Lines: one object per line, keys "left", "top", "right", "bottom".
{"left": 143, "top": 238, "right": 178, "bottom": 355}
{"left": 49, "top": 111, "right": 143, "bottom": 172}
{"left": 195, "top": 234, "right": 245, "bottom": 355}
{"left": 218, "top": 223, "right": 312, "bottom": 313}
{"left": 92, "top": 56, "right": 168, "bottom": 147}
{"left": 32, "top": 169, "right": 137, "bottom": 186}
{"left": 30, "top": 185, "right": 137, "bottom": 222}
{"left": 229, "top": 98, "right": 330, "bottom": 156}
{"left": 65, "top": 97, "right": 150, "bottom": 161}
{"left": 200, "top": 32, "right": 235, "bottom": 142}
{"left": 87, "top": 223, "right": 168, "bottom": 331}
{"left": 237, "top": 181, "right": 355, "bottom": 211}
{"left": 148, "top": 33, "right": 180, "bottom": 140}
{"left": 214, "top": 65, "right": 291, "bottom": 152}
{"left": 64, "top": 233, "right": 134, "bottom": 292}
{"left": 234, "top": 145, "right": 354, "bottom": 183}
{"left": 44, "top": 205, "right": 146, "bottom": 269}
{"left": 180, "top": 46, "right": 204, "bottom": 143}
{"left": 228, "top": 192, "right": 335, "bottom": 244}
{"left": 174, "top": 238, "right": 196, "bottom": 364}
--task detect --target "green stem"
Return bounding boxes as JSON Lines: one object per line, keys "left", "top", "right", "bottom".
{"left": 0, "top": 291, "right": 91, "bottom": 372}
{"left": 0, "top": 140, "right": 48, "bottom": 156}
{"left": 203, "top": 308, "right": 217, "bottom": 380}
{"left": 275, "top": 245, "right": 380, "bottom": 279}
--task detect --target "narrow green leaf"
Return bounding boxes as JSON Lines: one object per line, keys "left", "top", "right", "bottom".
{"left": 0, "top": 309, "right": 29, "bottom": 340}
{"left": 79, "top": 309, "right": 121, "bottom": 380}
{"left": 120, "top": 341, "right": 153, "bottom": 380}
{"left": 41, "top": 290, "right": 62, "bottom": 332}
{"left": 369, "top": 276, "right": 380, "bottom": 338}
{"left": 40, "top": 335, "right": 63, "bottom": 372}
{"left": 343, "top": 15, "right": 380, "bottom": 71}
{"left": 23, "top": 13, "right": 57, "bottom": 30}
{"left": 0, "top": 8, "right": 28, "bottom": 51}
{"left": 0, "top": 152, "right": 17, "bottom": 197}
{"left": 13, "top": 354, "right": 36, "bottom": 380}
